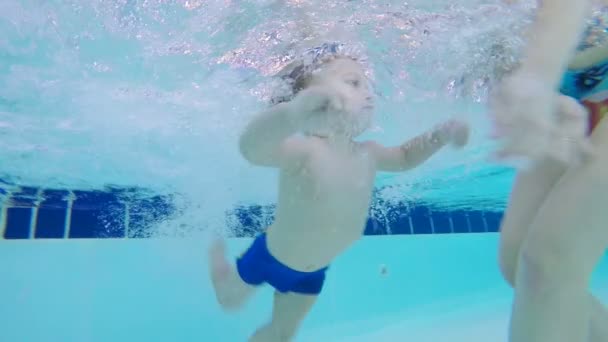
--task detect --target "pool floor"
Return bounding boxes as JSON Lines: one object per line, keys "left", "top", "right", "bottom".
{"left": 1, "top": 234, "right": 607, "bottom": 341}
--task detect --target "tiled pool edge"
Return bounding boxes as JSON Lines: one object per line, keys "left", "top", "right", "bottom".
{"left": 2, "top": 202, "right": 503, "bottom": 240}
{"left": 0, "top": 185, "right": 505, "bottom": 240}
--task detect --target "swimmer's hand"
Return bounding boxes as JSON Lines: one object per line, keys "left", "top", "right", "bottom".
{"left": 490, "top": 73, "right": 556, "bottom": 162}
{"left": 490, "top": 72, "right": 594, "bottom": 166}
{"left": 551, "top": 95, "right": 596, "bottom": 162}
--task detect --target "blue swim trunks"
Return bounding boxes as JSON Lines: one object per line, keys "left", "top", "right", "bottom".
{"left": 236, "top": 233, "right": 328, "bottom": 295}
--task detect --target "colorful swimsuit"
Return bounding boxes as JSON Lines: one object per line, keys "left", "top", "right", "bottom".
{"left": 560, "top": 60, "right": 608, "bottom": 134}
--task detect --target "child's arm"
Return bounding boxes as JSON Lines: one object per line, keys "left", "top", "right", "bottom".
{"left": 239, "top": 86, "right": 341, "bottom": 168}
{"left": 239, "top": 102, "right": 305, "bottom": 168}
{"left": 366, "top": 120, "right": 469, "bottom": 172}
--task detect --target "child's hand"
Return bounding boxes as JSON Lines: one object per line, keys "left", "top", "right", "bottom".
{"left": 291, "top": 85, "right": 345, "bottom": 117}
{"left": 441, "top": 119, "right": 470, "bottom": 148}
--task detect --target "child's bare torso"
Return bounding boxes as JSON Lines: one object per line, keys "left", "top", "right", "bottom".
{"left": 266, "top": 137, "right": 376, "bottom": 272}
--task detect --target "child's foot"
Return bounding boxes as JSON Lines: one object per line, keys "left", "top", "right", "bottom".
{"left": 209, "top": 238, "right": 231, "bottom": 287}
{"left": 250, "top": 324, "right": 280, "bottom": 342}
{"left": 209, "top": 238, "right": 234, "bottom": 307}
{"left": 208, "top": 238, "right": 252, "bottom": 311}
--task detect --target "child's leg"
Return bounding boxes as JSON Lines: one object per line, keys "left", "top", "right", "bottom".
{"left": 250, "top": 291, "right": 317, "bottom": 342}
{"left": 209, "top": 239, "right": 256, "bottom": 311}
{"left": 509, "top": 119, "right": 608, "bottom": 342}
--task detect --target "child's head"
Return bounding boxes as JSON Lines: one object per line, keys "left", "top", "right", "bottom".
{"left": 306, "top": 57, "right": 374, "bottom": 137}
{"left": 273, "top": 43, "right": 374, "bottom": 138}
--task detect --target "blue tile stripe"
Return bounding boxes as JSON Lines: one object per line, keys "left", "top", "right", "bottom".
{"left": 0, "top": 185, "right": 505, "bottom": 240}
{"left": 227, "top": 203, "right": 504, "bottom": 238}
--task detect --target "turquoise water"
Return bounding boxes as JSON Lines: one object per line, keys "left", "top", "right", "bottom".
{"left": 2, "top": 235, "right": 608, "bottom": 341}
{"left": 6, "top": 1, "right": 606, "bottom": 341}
{"left": 0, "top": 0, "right": 528, "bottom": 215}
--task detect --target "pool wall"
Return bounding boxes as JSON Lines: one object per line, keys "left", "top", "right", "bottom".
{"left": 2, "top": 185, "right": 608, "bottom": 341}
{"left": 1, "top": 186, "right": 505, "bottom": 240}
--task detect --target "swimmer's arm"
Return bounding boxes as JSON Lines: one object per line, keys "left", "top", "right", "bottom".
{"left": 366, "top": 126, "right": 450, "bottom": 172}
{"left": 569, "top": 44, "right": 608, "bottom": 70}
{"left": 518, "top": 0, "right": 591, "bottom": 87}
{"left": 239, "top": 103, "right": 311, "bottom": 168}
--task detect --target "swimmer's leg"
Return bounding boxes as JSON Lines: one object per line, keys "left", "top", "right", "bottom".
{"left": 250, "top": 291, "right": 317, "bottom": 342}
{"left": 500, "top": 95, "right": 585, "bottom": 284}
{"left": 499, "top": 158, "right": 608, "bottom": 341}
{"left": 491, "top": 0, "right": 591, "bottom": 164}
{"left": 209, "top": 238, "right": 256, "bottom": 311}
{"left": 509, "top": 119, "right": 608, "bottom": 342}
{"left": 498, "top": 157, "right": 566, "bottom": 285}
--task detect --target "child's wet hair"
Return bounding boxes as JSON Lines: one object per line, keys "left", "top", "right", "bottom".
{"left": 269, "top": 42, "right": 370, "bottom": 105}
{"left": 292, "top": 56, "right": 357, "bottom": 90}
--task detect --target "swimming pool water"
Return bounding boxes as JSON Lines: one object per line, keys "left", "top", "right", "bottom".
{"left": 3, "top": 1, "right": 607, "bottom": 341}
{"left": 2, "top": 234, "right": 608, "bottom": 341}
{"left": 0, "top": 0, "right": 526, "bottom": 215}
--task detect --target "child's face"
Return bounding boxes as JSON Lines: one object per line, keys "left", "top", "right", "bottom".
{"left": 307, "top": 58, "right": 374, "bottom": 137}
